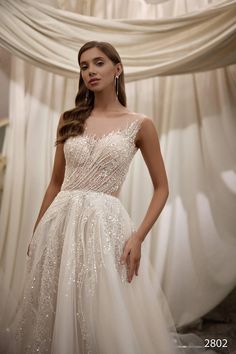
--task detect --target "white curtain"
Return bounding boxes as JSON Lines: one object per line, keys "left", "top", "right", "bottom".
{"left": 0, "top": 0, "right": 236, "bottom": 80}
{"left": 0, "top": 0, "right": 236, "bottom": 328}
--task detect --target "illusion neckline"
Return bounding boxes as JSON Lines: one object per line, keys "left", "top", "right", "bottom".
{"left": 81, "top": 118, "right": 142, "bottom": 143}
{"left": 90, "top": 110, "right": 135, "bottom": 118}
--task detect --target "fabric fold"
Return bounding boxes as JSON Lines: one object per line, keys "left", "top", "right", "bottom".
{"left": 0, "top": 0, "right": 236, "bottom": 80}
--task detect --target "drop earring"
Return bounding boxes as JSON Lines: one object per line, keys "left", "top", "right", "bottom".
{"left": 115, "top": 75, "right": 119, "bottom": 98}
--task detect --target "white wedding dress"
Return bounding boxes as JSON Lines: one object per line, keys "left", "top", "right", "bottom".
{"left": 0, "top": 114, "right": 233, "bottom": 354}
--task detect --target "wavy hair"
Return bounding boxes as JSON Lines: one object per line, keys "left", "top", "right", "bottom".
{"left": 55, "top": 41, "right": 127, "bottom": 146}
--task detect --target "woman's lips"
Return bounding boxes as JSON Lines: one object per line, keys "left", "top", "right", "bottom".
{"left": 89, "top": 79, "right": 100, "bottom": 85}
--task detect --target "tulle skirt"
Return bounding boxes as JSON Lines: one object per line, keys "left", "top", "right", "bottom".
{"left": 0, "top": 189, "right": 228, "bottom": 354}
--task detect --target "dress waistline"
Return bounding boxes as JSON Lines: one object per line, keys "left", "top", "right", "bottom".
{"left": 59, "top": 188, "right": 119, "bottom": 201}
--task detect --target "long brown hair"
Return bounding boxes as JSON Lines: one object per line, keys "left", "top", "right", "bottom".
{"left": 55, "top": 41, "right": 127, "bottom": 146}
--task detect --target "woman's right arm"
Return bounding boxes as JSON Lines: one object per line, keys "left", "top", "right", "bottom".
{"left": 28, "top": 114, "right": 65, "bottom": 253}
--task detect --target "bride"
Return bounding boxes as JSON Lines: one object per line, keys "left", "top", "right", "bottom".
{"left": 0, "top": 40, "right": 233, "bottom": 354}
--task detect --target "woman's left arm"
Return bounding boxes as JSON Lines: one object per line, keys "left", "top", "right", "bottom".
{"left": 120, "top": 117, "right": 169, "bottom": 282}
{"left": 134, "top": 116, "right": 169, "bottom": 242}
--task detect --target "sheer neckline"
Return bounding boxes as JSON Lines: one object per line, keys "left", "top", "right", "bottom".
{"left": 90, "top": 110, "right": 135, "bottom": 118}
{"left": 82, "top": 118, "right": 141, "bottom": 143}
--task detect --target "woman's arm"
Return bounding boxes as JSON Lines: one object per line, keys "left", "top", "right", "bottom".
{"left": 134, "top": 117, "right": 169, "bottom": 242}
{"left": 27, "top": 114, "right": 65, "bottom": 255}
{"left": 120, "top": 117, "right": 169, "bottom": 282}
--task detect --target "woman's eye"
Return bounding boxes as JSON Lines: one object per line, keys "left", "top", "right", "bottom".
{"left": 80, "top": 62, "right": 103, "bottom": 71}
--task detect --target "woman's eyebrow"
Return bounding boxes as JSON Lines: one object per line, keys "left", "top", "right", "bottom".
{"left": 80, "top": 57, "right": 105, "bottom": 65}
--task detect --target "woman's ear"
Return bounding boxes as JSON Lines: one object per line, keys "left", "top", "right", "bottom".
{"left": 116, "top": 63, "right": 123, "bottom": 76}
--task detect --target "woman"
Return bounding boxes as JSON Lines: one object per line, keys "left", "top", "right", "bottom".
{"left": 0, "top": 41, "right": 223, "bottom": 354}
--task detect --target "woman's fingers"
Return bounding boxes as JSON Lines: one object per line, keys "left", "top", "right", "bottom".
{"left": 120, "top": 235, "right": 142, "bottom": 282}
{"left": 120, "top": 242, "right": 130, "bottom": 265}
{"left": 127, "top": 256, "right": 140, "bottom": 282}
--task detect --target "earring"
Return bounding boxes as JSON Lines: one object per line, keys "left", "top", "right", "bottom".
{"left": 85, "top": 90, "right": 89, "bottom": 103}
{"left": 115, "top": 75, "right": 119, "bottom": 97}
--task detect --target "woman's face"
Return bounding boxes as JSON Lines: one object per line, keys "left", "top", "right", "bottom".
{"left": 80, "top": 47, "right": 121, "bottom": 92}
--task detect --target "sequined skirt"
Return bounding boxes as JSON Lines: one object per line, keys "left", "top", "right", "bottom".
{"left": 0, "top": 189, "right": 183, "bottom": 354}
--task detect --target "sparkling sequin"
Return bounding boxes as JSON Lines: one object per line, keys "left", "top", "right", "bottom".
{"left": 61, "top": 119, "right": 142, "bottom": 195}
{"left": 1, "top": 118, "right": 144, "bottom": 354}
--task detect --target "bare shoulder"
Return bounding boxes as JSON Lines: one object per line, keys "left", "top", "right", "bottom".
{"left": 132, "top": 114, "right": 168, "bottom": 191}
{"left": 128, "top": 111, "right": 153, "bottom": 125}
{"left": 133, "top": 114, "right": 156, "bottom": 148}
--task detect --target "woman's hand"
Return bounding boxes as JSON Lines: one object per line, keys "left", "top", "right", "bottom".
{"left": 120, "top": 232, "right": 143, "bottom": 283}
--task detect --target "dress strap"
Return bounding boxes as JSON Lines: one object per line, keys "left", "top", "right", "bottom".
{"left": 125, "top": 118, "right": 145, "bottom": 147}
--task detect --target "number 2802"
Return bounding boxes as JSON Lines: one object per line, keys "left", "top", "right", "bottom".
{"left": 204, "top": 338, "right": 228, "bottom": 348}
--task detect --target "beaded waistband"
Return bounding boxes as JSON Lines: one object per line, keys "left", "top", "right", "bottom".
{"left": 59, "top": 188, "right": 119, "bottom": 200}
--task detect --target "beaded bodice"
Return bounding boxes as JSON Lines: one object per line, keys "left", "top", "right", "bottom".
{"left": 61, "top": 116, "right": 144, "bottom": 196}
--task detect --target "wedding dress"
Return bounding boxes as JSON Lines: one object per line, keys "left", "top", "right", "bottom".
{"left": 0, "top": 114, "right": 233, "bottom": 354}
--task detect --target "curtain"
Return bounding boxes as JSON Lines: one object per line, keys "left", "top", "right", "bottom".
{"left": 0, "top": 0, "right": 236, "bottom": 80}
{"left": 0, "top": 0, "right": 236, "bottom": 328}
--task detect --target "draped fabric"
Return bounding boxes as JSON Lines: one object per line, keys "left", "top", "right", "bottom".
{"left": 145, "top": 0, "right": 171, "bottom": 3}
{"left": 0, "top": 0, "right": 236, "bottom": 81}
{"left": 0, "top": 0, "right": 236, "bottom": 330}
